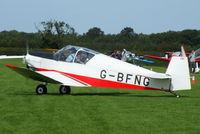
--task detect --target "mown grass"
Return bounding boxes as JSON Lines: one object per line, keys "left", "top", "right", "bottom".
{"left": 0, "top": 59, "right": 200, "bottom": 134}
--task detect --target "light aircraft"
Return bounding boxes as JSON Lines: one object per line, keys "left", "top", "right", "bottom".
{"left": 121, "top": 49, "right": 155, "bottom": 64}
{"left": 145, "top": 48, "right": 200, "bottom": 73}
{"left": 2, "top": 45, "right": 191, "bottom": 97}
{"left": 145, "top": 51, "right": 190, "bottom": 61}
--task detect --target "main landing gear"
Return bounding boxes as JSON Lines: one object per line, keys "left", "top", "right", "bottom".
{"left": 35, "top": 84, "right": 71, "bottom": 95}
{"left": 59, "top": 85, "right": 71, "bottom": 94}
{"left": 36, "top": 84, "right": 47, "bottom": 95}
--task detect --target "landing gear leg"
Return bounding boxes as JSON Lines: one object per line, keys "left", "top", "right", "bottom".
{"left": 59, "top": 85, "right": 71, "bottom": 94}
{"left": 36, "top": 84, "right": 47, "bottom": 95}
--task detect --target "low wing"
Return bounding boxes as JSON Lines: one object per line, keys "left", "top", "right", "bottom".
{"left": 6, "top": 65, "right": 60, "bottom": 84}
{"left": 0, "top": 55, "right": 24, "bottom": 59}
{"left": 132, "top": 57, "right": 155, "bottom": 64}
{"left": 6, "top": 65, "right": 90, "bottom": 87}
{"left": 36, "top": 71, "right": 90, "bottom": 87}
{"left": 144, "top": 55, "right": 170, "bottom": 61}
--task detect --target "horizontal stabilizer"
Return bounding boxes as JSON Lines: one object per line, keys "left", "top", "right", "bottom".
{"left": 144, "top": 73, "right": 171, "bottom": 79}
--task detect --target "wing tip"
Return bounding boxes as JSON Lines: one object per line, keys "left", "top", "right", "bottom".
{"left": 5, "top": 65, "right": 19, "bottom": 68}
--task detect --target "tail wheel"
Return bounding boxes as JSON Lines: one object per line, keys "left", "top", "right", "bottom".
{"left": 59, "top": 85, "right": 71, "bottom": 94}
{"left": 36, "top": 84, "right": 47, "bottom": 95}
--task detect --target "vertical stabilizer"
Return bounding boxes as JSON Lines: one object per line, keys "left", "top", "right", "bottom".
{"left": 166, "top": 46, "right": 191, "bottom": 91}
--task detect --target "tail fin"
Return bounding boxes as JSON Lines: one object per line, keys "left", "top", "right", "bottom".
{"left": 166, "top": 46, "right": 191, "bottom": 91}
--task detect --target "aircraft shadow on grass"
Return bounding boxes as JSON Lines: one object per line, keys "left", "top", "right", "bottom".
{"left": 9, "top": 92, "right": 130, "bottom": 96}
{"left": 8, "top": 91, "right": 190, "bottom": 98}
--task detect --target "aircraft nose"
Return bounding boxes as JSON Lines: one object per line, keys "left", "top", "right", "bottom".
{"left": 23, "top": 55, "right": 31, "bottom": 68}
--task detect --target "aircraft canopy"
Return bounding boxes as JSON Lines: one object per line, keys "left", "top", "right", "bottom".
{"left": 195, "top": 48, "right": 200, "bottom": 58}
{"left": 53, "top": 45, "right": 99, "bottom": 64}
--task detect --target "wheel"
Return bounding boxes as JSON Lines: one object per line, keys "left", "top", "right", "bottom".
{"left": 59, "top": 85, "right": 71, "bottom": 94}
{"left": 176, "top": 94, "right": 180, "bottom": 98}
{"left": 36, "top": 84, "right": 47, "bottom": 95}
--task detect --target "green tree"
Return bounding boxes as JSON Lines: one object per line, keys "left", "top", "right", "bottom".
{"left": 85, "top": 27, "right": 104, "bottom": 39}
{"left": 120, "top": 27, "right": 136, "bottom": 38}
{"left": 180, "top": 30, "right": 200, "bottom": 46}
{"left": 36, "top": 20, "right": 76, "bottom": 48}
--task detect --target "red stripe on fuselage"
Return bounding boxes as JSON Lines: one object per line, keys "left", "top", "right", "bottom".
{"left": 35, "top": 67, "right": 164, "bottom": 91}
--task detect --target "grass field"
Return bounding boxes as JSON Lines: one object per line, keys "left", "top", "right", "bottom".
{"left": 0, "top": 59, "right": 200, "bottom": 134}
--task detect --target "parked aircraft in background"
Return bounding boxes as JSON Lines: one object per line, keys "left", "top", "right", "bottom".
{"left": 1, "top": 45, "right": 191, "bottom": 97}
{"left": 145, "top": 48, "right": 200, "bottom": 73}
{"left": 121, "top": 49, "right": 155, "bottom": 64}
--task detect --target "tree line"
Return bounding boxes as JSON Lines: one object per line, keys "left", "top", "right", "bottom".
{"left": 0, "top": 20, "right": 200, "bottom": 55}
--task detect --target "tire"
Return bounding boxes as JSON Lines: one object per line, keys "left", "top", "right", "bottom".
{"left": 59, "top": 85, "right": 71, "bottom": 94}
{"left": 36, "top": 84, "right": 47, "bottom": 95}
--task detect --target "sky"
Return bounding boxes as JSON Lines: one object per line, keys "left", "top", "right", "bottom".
{"left": 0, "top": 0, "right": 200, "bottom": 34}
